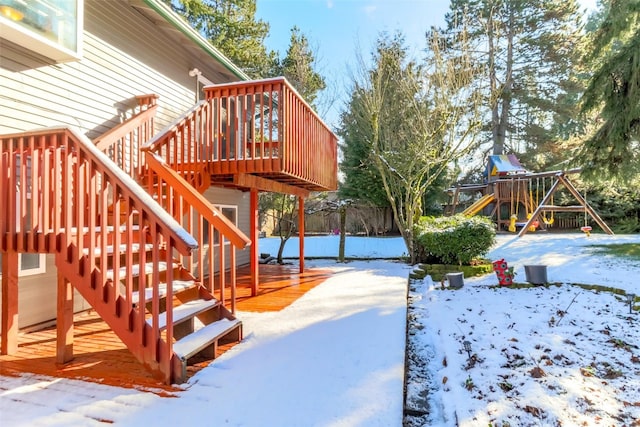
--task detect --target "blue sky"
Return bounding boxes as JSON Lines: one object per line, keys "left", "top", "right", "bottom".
{"left": 255, "top": 0, "right": 598, "bottom": 127}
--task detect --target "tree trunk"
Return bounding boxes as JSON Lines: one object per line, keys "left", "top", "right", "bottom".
{"left": 276, "top": 237, "right": 287, "bottom": 264}
{"left": 488, "top": 9, "right": 502, "bottom": 155}
{"left": 497, "top": 6, "right": 515, "bottom": 154}
{"left": 338, "top": 206, "right": 346, "bottom": 262}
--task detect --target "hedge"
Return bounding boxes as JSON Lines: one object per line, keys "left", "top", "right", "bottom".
{"left": 414, "top": 215, "right": 496, "bottom": 265}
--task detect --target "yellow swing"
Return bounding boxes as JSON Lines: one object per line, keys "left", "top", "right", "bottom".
{"left": 540, "top": 177, "right": 555, "bottom": 226}
{"left": 509, "top": 179, "right": 518, "bottom": 232}
{"left": 526, "top": 179, "right": 538, "bottom": 232}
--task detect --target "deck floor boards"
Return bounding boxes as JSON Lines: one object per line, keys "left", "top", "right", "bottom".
{"left": 0, "top": 264, "right": 333, "bottom": 393}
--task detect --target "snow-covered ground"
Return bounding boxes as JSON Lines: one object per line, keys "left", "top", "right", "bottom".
{"left": 409, "top": 233, "right": 640, "bottom": 427}
{"left": 1, "top": 233, "right": 639, "bottom": 426}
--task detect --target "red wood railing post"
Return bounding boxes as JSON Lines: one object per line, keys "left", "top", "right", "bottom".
{"left": 1, "top": 251, "right": 19, "bottom": 355}
{"left": 56, "top": 271, "right": 74, "bottom": 363}
{"left": 298, "top": 196, "right": 305, "bottom": 274}
{"left": 250, "top": 188, "right": 259, "bottom": 295}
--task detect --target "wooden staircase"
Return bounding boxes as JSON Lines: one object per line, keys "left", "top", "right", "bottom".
{"left": 57, "top": 231, "right": 242, "bottom": 383}
{"left": 1, "top": 124, "right": 249, "bottom": 384}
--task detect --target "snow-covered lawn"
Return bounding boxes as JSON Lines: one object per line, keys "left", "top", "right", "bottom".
{"left": 1, "top": 233, "right": 639, "bottom": 426}
{"left": 408, "top": 233, "right": 640, "bottom": 426}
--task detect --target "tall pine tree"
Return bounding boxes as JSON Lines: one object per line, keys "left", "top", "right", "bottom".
{"left": 579, "top": 0, "right": 640, "bottom": 179}
{"left": 442, "top": 0, "right": 584, "bottom": 168}
{"left": 275, "top": 27, "right": 326, "bottom": 108}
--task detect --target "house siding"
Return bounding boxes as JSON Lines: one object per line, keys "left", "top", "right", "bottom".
{"left": 0, "top": 255, "right": 92, "bottom": 329}
{"left": 202, "top": 186, "right": 252, "bottom": 269}
{"left": 0, "top": 0, "right": 248, "bottom": 329}
{"left": 0, "top": 0, "right": 234, "bottom": 137}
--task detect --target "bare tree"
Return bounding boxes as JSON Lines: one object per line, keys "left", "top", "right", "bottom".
{"left": 342, "top": 28, "right": 482, "bottom": 263}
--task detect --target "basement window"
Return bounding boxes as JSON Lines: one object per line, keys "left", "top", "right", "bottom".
{"left": 0, "top": 0, "right": 83, "bottom": 62}
{"left": 0, "top": 252, "right": 46, "bottom": 277}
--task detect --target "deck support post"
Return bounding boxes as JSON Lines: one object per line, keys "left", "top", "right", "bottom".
{"left": 1, "top": 252, "right": 19, "bottom": 355}
{"left": 250, "top": 189, "right": 259, "bottom": 296}
{"left": 56, "top": 272, "right": 74, "bottom": 364}
{"left": 298, "top": 196, "right": 305, "bottom": 273}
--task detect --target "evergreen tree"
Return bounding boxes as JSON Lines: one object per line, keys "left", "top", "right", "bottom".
{"left": 166, "top": 0, "right": 277, "bottom": 78}
{"left": 258, "top": 27, "right": 327, "bottom": 261}
{"left": 442, "top": 0, "right": 584, "bottom": 164}
{"left": 578, "top": 0, "right": 640, "bottom": 179}
{"left": 275, "top": 27, "right": 326, "bottom": 108}
{"left": 338, "top": 87, "right": 390, "bottom": 208}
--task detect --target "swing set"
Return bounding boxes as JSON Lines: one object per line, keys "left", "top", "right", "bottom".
{"left": 447, "top": 155, "right": 613, "bottom": 237}
{"left": 514, "top": 170, "right": 612, "bottom": 237}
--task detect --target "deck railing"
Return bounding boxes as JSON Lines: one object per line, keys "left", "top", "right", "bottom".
{"left": 0, "top": 127, "right": 197, "bottom": 380}
{"left": 94, "top": 94, "right": 159, "bottom": 180}
{"left": 144, "top": 77, "right": 338, "bottom": 191}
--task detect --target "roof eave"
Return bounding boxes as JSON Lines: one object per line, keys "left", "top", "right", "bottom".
{"left": 141, "top": 0, "right": 250, "bottom": 82}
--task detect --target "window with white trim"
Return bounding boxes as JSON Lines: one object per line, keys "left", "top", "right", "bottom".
{"left": 0, "top": 252, "right": 46, "bottom": 277}
{"left": 0, "top": 0, "right": 83, "bottom": 61}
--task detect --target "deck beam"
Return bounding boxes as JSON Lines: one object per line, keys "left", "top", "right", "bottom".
{"left": 232, "top": 173, "right": 310, "bottom": 198}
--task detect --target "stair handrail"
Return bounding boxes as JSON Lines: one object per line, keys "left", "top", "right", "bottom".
{"left": 1, "top": 126, "right": 198, "bottom": 383}
{"left": 143, "top": 151, "right": 250, "bottom": 310}
{"left": 94, "top": 94, "right": 160, "bottom": 180}
{"left": 145, "top": 152, "right": 250, "bottom": 249}
{"left": 140, "top": 98, "right": 253, "bottom": 270}
{"left": 1, "top": 126, "right": 197, "bottom": 254}
{"left": 141, "top": 100, "right": 207, "bottom": 154}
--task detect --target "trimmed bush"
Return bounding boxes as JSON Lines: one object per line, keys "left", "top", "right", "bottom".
{"left": 414, "top": 215, "right": 496, "bottom": 265}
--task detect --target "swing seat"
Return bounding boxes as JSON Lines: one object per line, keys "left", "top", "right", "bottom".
{"left": 581, "top": 226, "right": 592, "bottom": 236}
{"left": 514, "top": 220, "right": 538, "bottom": 228}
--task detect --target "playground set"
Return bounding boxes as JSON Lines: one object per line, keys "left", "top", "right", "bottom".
{"left": 447, "top": 155, "right": 613, "bottom": 237}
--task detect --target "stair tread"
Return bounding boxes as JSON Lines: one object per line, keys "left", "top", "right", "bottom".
{"left": 82, "top": 243, "right": 154, "bottom": 256}
{"left": 173, "top": 318, "right": 241, "bottom": 360}
{"left": 131, "top": 280, "right": 197, "bottom": 305}
{"left": 106, "top": 261, "right": 177, "bottom": 280}
{"left": 152, "top": 298, "right": 219, "bottom": 330}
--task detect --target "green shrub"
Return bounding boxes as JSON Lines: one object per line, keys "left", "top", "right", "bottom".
{"left": 414, "top": 215, "right": 496, "bottom": 265}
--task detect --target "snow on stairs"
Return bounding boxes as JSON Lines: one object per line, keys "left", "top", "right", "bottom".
{"left": 97, "top": 240, "right": 242, "bottom": 384}
{"left": 172, "top": 318, "right": 242, "bottom": 381}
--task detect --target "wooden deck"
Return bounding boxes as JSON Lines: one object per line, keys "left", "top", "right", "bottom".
{"left": 0, "top": 264, "right": 333, "bottom": 393}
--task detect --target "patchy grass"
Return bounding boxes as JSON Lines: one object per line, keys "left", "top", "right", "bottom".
{"left": 416, "top": 262, "right": 493, "bottom": 282}
{"left": 589, "top": 243, "right": 640, "bottom": 260}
